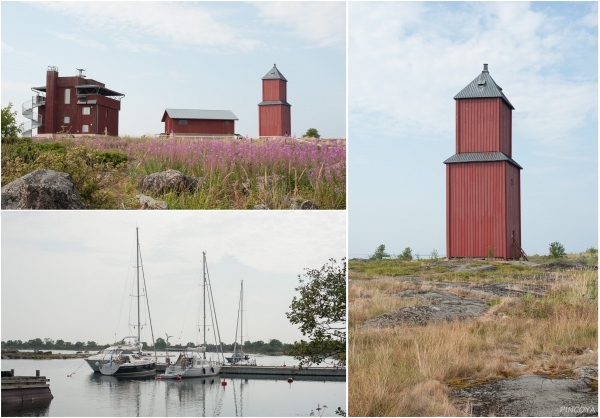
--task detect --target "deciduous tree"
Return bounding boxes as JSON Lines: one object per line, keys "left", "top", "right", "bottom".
{"left": 286, "top": 258, "right": 346, "bottom": 366}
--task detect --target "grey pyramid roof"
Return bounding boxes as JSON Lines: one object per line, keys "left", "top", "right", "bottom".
{"left": 443, "top": 152, "right": 522, "bottom": 169}
{"left": 262, "top": 64, "right": 287, "bottom": 81}
{"left": 454, "top": 64, "right": 514, "bottom": 109}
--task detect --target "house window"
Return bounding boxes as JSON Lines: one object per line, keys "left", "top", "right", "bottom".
{"left": 225, "top": 121, "right": 230, "bottom": 126}
{"left": 179, "top": 120, "right": 188, "bottom": 125}
{"left": 105, "top": 110, "right": 108, "bottom": 117}
{"left": 82, "top": 107, "right": 91, "bottom": 115}
{"left": 82, "top": 125, "right": 89, "bottom": 133}
{"left": 64, "top": 116, "right": 70, "bottom": 124}
{"left": 64, "top": 89, "right": 70, "bottom": 104}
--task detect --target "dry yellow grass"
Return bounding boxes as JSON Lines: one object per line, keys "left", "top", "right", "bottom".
{"left": 348, "top": 269, "right": 598, "bottom": 416}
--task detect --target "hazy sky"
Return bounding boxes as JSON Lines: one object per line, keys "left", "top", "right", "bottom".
{"left": 349, "top": 2, "right": 598, "bottom": 258}
{"left": 1, "top": 1, "right": 346, "bottom": 138}
{"left": 1, "top": 211, "right": 346, "bottom": 346}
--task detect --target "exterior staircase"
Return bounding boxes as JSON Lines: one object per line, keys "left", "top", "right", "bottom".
{"left": 22, "top": 96, "right": 45, "bottom": 137}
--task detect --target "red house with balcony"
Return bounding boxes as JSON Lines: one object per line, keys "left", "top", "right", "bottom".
{"left": 444, "top": 64, "right": 526, "bottom": 260}
{"left": 161, "top": 109, "right": 238, "bottom": 137}
{"left": 258, "top": 64, "right": 291, "bottom": 137}
{"left": 24, "top": 67, "right": 124, "bottom": 137}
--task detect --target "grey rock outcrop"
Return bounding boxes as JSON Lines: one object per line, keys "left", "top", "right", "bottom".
{"left": 136, "top": 194, "right": 169, "bottom": 210}
{"left": 358, "top": 290, "right": 488, "bottom": 328}
{"left": 451, "top": 373, "right": 598, "bottom": 416}
{"left": 138, "top": 170, "right": 198, "bottom": 195}
{"left": 1, "top": 169, "right": 86, "bottom": 210}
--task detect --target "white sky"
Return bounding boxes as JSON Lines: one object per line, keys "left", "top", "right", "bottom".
{"left": 1, "top": 1, "right": 346, "bottom": 138}
{"left": 1, "top": 211, "right": 346, "bottom": 346}
{"left": 348, "top": 1, "right": 598, "bottom": 258}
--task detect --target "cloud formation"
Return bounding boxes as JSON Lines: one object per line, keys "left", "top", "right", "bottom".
{"left": 253, "top": 2, "right": 346, "bottom": 49}
{"left": 39, "top": 2, "right": 263, "bottom": 53}
{"left": 350, "top": 2, "right": 598, "bottom": 151}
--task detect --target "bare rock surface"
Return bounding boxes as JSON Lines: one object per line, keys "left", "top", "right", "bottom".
{"left": 136, "top": 194, "right": 169, "bottom": 210}
{"left": 1, "top": 169, "right": 86, "bottom": 209}
{"left": 390, "top": 276, "right": 550, "bottom": 298}
{"left": 138, "top": 170, "right": 198, "bottom": 195}
{"left": 357, "top": 290, "right": 488, "bottom": 328}
{"left": 450, "top": 373, "right": 598, "bottom": 416}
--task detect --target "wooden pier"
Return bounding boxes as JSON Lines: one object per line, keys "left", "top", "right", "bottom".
{"left": 1, "top": 369, "right": 53, "bottom": 410}
{"left": 220, "top": 365, "right": 346, "bottom": 379}
{"left": 155, "top": 363, "right": 345, "bottom": 380}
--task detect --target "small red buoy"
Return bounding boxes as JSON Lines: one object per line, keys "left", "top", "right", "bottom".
{"left": 221, "top": 380, "right": 227, "bottom": 386}
{"left": 156, "top": 376, "right": 162, "bottom": 380}
{"left": 287, "top": 378, "right": 293, "bottom": 383}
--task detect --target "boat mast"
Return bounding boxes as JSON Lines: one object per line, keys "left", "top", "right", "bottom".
{"left": 240, "top": 280, "right": 244, "bottom": 355}
{"left": 203, "top": 251, "right": 206, "bottom": 360}
{"left": 136, "top": 227, "right": 141, "bottom": 348}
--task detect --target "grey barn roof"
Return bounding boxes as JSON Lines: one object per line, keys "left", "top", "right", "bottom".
{"left": 258, "top": 100, "right": 291, "bottom": 106}
{"left": 443, "top": 152, "right": 522, "bottom": 169}
{"left": 454, "top": 64, "right": 514, "bottom": 110}
{"left": 262, "top": 64, "right": 287, "bottom": 81}
{"left": 162, "top": 109, "right": 238, "bottom": 121}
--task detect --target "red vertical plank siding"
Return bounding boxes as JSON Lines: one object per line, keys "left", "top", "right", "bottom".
{"left": 448, "top": 162, "right": 510, "bottom": 258}
{"left": 457, "top": 98, "right": 505, "bottom": 153}
{"left": 505, "top": 164, "right": 521, "bottom": 258}
{"left": 500, "top": 101, "right": 512, "bottom": 156}
{"left": 262, "top": 80, "right": 286, "bottom": 101}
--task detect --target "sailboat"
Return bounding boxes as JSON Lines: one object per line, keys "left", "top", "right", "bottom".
{"left": 158, "top": 251, "right": 223, "bottom": 379}
{"left": 99, "top": 228, "right": 157, "bottom": 377}
{"left": 226, "top": 280, "right": 256, "bottom": 366}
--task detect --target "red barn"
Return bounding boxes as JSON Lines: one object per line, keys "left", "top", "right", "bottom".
{"left": 258, "top": 64, "right": 291, "bottom": 137}
{"left": 444, "top": 64, "right": 525, "bottom": 260}
{"left": 24, "top": 67, "right": 124, "bottom": 137}
{"left": 162, "top": 109, "right": 238, "bottom": 137}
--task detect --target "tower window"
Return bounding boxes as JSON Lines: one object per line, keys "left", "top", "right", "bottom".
{"left": 106, "top": 110, "right": 108, "bottom": 117}
{"left": 511, "top": 178, "right": 513, "bottom": 185}
{"left": 82, "top": 125, "right": 89, "bottom": 133}
{"left": 82, "top": 107, "right": 91, "bottom": 115}
{"left": 64, "top": 116, "right": 70, "bottom": 124}
{"left": 64, "top": 89, "right": 70, "bottom": 104}
{"left": 179, "top": 120, "right": 188, "bottom": 125}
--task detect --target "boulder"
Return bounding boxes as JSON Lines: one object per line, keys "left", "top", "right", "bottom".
{"left": 136, "top": 194, "right": 169, "bottom": 210}
{"left": 138, "top": 170, "right": 198, "bottom": 195}
{"left": 1, "top": 169, "right": 86, "bottom": 209}
{"left": 252, "top": 204, "right": 270, "bottom": 210}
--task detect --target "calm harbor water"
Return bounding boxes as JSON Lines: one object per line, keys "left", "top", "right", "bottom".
{"left": 2, "top": 356, "right": 345, "bottom": 417}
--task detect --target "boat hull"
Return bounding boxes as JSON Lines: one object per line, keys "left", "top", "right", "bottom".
{"left": 159, "top": 364, "right": 221, "bottom": 379}
{"left": 99, "top": 362, "right": 156, "bottom": 377}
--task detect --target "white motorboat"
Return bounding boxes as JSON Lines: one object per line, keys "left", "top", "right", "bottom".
{"left": 99, "top": 228, "right": 158, "bottom": 377}
{"left": 85, "top": 340, "right": 141, "bottom": 372}
{"left": 158, "top": 251, "right": 225, "bottom": 380}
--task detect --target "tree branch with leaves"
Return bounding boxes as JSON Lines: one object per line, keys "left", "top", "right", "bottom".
{"left": 286, "top": 258, "right": 346, "bottom": 367}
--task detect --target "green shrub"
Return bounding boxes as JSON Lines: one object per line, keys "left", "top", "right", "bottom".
{"left": 370, "top": 244, "right": 390, "bottom": 260}
{"left": 95, "top": 151, "right": 128, "bottom": 166}
{"left": 303, "top": 128, "right": 320, "bottom": 138}
{"left": 549, "top": 242, "right": 566, "bottom": 258}
{"left": 398, "top": 247, "right": 413, "bottom": 261}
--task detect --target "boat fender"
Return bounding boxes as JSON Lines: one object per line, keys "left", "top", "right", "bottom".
{"left": 203, "top": 368, "right": 206, "bottom": 374}
{"left": 221, "top": 380, "right": 227, "bottom": 386}
{"left": 287, "top": 378, "right": 293, "bottom": 383}
{"left": 211, "top": 367, "right": 214, "bottom": 373}
{"left": 176, "top": 375, "right": 182, "bottom": 382}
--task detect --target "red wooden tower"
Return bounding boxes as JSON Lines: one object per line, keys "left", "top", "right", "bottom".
{"left": 444, "top": 64, "right": 525, "bottom": 260}
{"left": 258, "top": 64, "right": 291, "bottom": 137}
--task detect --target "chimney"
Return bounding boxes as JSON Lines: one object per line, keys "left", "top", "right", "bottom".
{"left": 483, "top": 63, "right": 489, "bottom": 73}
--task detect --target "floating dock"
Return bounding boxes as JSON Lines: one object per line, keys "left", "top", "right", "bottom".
{"left": 1, "top": 369, "right": 53, "bottom": 410}
{"left": 155, "top": 363, "right": 345, "bottom": 379}
{"left": 220, "top": 365, "right": 345, "bottom": 378}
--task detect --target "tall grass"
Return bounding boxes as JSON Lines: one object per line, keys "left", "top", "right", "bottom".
{"left": 2, "top": 136, "right": 346, "bottom": 209}
{"left": 349, "top": 269, "right": 598, "bottom": 416}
